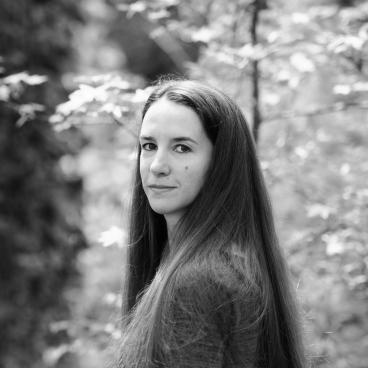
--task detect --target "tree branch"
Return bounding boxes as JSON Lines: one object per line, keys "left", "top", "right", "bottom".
{"left": 250, "top": 0, "right": 262, "bottom": 143}
{"left": 264, "top": 101, "right": 368, "bottom": 122}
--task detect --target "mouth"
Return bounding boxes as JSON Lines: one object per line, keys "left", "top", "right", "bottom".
{"left": 148, "top": 184, "right": 176, "bottom": 193}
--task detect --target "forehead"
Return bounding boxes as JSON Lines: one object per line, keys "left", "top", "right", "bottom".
{"left": 140, "top": 98, "right": 204, "bottom": 138}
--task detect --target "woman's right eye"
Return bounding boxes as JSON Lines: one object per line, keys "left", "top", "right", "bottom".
{"left": 141, "top": 142, "right": 156, "bottom": 151}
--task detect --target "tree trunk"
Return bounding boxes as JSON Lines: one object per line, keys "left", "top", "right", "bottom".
{"left": 250, "top": 0, "right": 262, "bottom": 143}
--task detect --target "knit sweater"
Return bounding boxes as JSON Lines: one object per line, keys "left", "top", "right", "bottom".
{"left": 120, "top": 260, "right": 262, "bottom": 368}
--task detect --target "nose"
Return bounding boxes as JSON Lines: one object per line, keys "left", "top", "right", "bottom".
{"left": 150, "top": 149, "right": 170, "bottom": 176}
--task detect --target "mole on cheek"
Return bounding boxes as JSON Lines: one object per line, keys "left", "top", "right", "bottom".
{"left": 185, "top": 166, "right": 188, "bottom": 170}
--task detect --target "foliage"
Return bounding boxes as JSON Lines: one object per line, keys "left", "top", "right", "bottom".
{"left": 50, "top": 74, "right": 147, "bottom": 134}
{"left": 0, "top": 87, "right": 87, "bottom": 368}
{"left": 56, "top": 0, "right": 368, "bottom": 129}
{"left": 44, "top": 0, "right": 368, "bottom": 367}
{"left": 0, "top": 0, "right": 83, "bottom": 74}
{"left": 0, "top": 1, "right": 87, "bottom": 367}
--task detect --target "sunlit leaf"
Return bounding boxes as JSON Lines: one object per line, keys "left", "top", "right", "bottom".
{"left": 238, "top": 44, "right": 266, "bottom": 61}
{"left": 340, "top": 163, "right": 350, "bottom": 176}
{"left": 358, "top": 23, "right": 368, "bottom": 40}
{"left": 100, "top": 103, "right": 122, "bottom": 118}
{"left": 294, "top": 146, "right": 309, "bottom": 159}
{"left": 309, "top": 5, "right": 338, "bottom": 19}
{"left": 98, "top": 226, "right": 126, "bottom": 248}
{"left": 307, "top": 204, "right": 332, "bottom": 219}
{"left": 42, "top": 344, "right": 70, "bottom": 366}
{"left": 263, "top": 92, "right": 280, "bottom": 106}
{"left": 290, "top": 53, "right": 315, "bottom": 73}
{"left": 190, "top": 27, "right": 216, "bottom": 43}
{"left": 118, "top": 1, "right": 147, "bottom": 18}
{"left": 0, "top": 85, "right": 10, "bottom": 101}
{"left": 104, "top": 323, "right": 121, "bottom": 339}
{"left": 103, "top": 292, "right": 121, "bottom": 308}
{"left": 323, "top": 234, "right": 345, "bottom": 256}
{"left": 353, "top": 82, "right": 368, "bottom": 92}
{"left": 19, "top": 103, "right": 45, "bottom": 114}
{"left": 291, "top": 12, "right": 310, "bottom": 24}
{"left": 328, "top": 36, "right": 365, "bottom": 53}
{"left": 333, "top": 84, "right": 352, "bottom": 95}
{"left": 275, "top": 69, "right": 291, "bottom": 83}
{"left": 132, "top": 88, "right": 153, "bottom": 103}
{"left": 3, "top": 72, "right": 47, "bottom": 85}
{"left": 147, "top": 9, "right": 171, "bottom": 21}
{"left": 105, "top": 77, "right": 132, "bottom": 91}
{"left": 267, "top": 31, "right": 279, "bottom": 43}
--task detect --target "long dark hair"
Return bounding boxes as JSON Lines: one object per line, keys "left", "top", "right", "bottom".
{"left": 120, "top": 79, "right": 306, "bottom": 367}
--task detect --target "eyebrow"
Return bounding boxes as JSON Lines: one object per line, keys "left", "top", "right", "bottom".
{"left": 139, "top": 135, "right": 198, "bottom": 145}
{"left": 139, "top": 135, "right": 154, "bottom": 141}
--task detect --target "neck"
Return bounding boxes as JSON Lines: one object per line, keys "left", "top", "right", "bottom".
{"left": 164, "top": 213, "right": 181, "bottom": 249}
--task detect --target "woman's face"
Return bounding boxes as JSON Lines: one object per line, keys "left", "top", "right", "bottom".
{"left": 139, "top": 97, "right": 213, "bottom": 226}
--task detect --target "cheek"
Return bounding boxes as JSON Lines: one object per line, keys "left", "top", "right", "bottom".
{"left": 139, "top": 158, "right": 149, "bottom": 182}
{"left": 184, "top": 161, "right": 211, "bottom": 192}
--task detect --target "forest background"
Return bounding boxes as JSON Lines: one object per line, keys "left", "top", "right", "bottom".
{"left": 1, "top": 0, "right": 367, "bottom": 367}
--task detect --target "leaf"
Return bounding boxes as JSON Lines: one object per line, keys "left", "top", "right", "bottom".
{"left": 263, "top": 92, "right": 280, "bottom": 106}
{"left": 103, "top": 292, "right": 121, "bottom": 308}
{"left": 190, "top": 27, "right": 216, "bottom": 43}
{"left": 56, "top": 84, "right": 107, "bottom": 116}
{"left": 23, "top": 74, "right": 48, "bottom": 85}
{"left": 238, "top": 44, "right": 267, "bottom": 61}
{"left": 100, "top": 103, "right": 123, "bottom": 119}
{"left": 98, "top": 226, "right": 126, "bottom": 248}
{"left": 117, "top": 1, "right": 147, "bottom": 18}
{"left": 42, "top": 345, "right": 71, "bottom": 366}
{"left": 3, "top": 72, "right": 47, "bottom": 85}
{"left": 328, "top": 36, "right": 365, "bottom": 53}
{"left": 323, "top": 234, "right": 345, "bottom": 256}
{"left": 147, "top": 9, "right": 171, "bottom": 22}
{"left": 0, "top": 85, "right": 10, "bottom": 101}
{"left": 131, "top": 88, "right": 153, "bottom": 103}
{"left": 15, "top": 104, "right": 45, "bottom": 127}
{"left": 333, "top": 84, "right": 352, "bottom": 95}
{"left": 358, "top": 23, "right": 368, "bottom": 40}
{"left": 307, "top": 204, "right": 333, "bottom": 219}
{"left": 353, "top": 82, "right": 368, "bottom": 92}
{"left": 267, "top": 31, "right": 279, "bottom": 43}
{"left": 18, "top": 103, "right": 45, "bottom": 114}
{"left": 291, "top": 12, "right": 310, "bottom": 25}
{"left": 290, "top": 53, "right": 315, "bottom": 73}
{"left": 340, "top": 163, "right": 350, "bottom": 176}
{"left": 333, "top": 82, "right": 368, "bottom": 95}
{"left": 294, "top": 146, "right": 309, "bottom": 159}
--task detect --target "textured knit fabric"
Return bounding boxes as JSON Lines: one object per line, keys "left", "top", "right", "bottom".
{"left": 120, "top": 259, "right": 262, "bottom": 368}
{"left": 160, "top": 265, "right": 261, "bottom": 368}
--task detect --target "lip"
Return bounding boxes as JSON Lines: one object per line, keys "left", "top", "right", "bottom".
{"left": 148, "top": 184, "right": 176, "bottom": 193}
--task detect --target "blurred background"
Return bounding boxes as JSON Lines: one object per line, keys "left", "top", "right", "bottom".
{"left": 0, "top": 0, "right": 367, "bottom": 367}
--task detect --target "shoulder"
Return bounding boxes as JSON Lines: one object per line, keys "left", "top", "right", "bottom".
{"left": 175, "top": 249, "right": 260, "bottom": 296}
{"left": 170, "top": 250, "right": 261, "bottom": 320}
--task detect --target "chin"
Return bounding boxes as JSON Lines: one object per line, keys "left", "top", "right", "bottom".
{"left": 152, "top": 208, "right": 181, "bottom": 217}
{"left": 148, "top": 201, "right": 186, "bottom": 218}
{"left": 149, "top": 204, "right": 174, "bottom": 215}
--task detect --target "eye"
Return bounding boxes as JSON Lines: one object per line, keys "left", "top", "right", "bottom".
{"left": 174, "top": 144, "right": 191, "bottom": 153}
{"left": 141, "top": 142, "right": 156, "bottom": 151}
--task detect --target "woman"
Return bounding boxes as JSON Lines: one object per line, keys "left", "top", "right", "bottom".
{"left": 119, "top": 79, "right": 306, "bottom": 368}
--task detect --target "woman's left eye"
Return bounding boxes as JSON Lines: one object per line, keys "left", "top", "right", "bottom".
{"left": 174, "top": 144, "right": 191, "bottom": 153}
